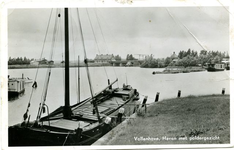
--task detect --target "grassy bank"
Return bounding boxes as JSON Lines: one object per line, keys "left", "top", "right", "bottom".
{"left": 108, "top": 95, "right": 230, "bottom": 145}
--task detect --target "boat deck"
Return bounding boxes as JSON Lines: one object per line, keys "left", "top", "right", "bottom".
{"left": 50, "top": 96, "right": 126, "bottom": 120}
{"left": 43, "top": 119, "right": 90, "bottom": 130}
{"left": 41, "top": 88, "right": 135, "bottom": 131}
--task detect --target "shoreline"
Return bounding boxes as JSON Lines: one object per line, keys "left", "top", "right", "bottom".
{"left": 8, "top": 64, "right": 114, "bottom": 69}
{"left": 153, "top": 66, "right": 206, "bottom": 74}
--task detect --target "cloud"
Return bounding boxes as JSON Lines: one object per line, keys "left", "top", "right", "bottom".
{"left": 8, "top": 7, "right": 229, "bottom": 60}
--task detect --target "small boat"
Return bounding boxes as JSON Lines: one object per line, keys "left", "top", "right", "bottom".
{"left": 8, "top": 78, "right": 25, "bottom": 97}
{"left": 8, "top": 8, "right": 140, "bottom": 146}
{"left": 9, "top": 74, "right": 33, "bottom": 83}
{"left": 225, "top": 63, "right": 230, "bottom": 70}
{"left": 207, "top": 63, "right": 225, "bottom": 72}
{"left": 10, "top": 77, "right": 33, "bottom": 83}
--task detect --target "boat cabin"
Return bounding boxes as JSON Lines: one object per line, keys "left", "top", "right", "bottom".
{"left": 207, "top": 63, "right": 225, "bottom": 69}
{"left": 207, "top": 63, "right": 225, "bottom": 72}
{"left": 8, "top": 79, "right": 25, "bottom": 95}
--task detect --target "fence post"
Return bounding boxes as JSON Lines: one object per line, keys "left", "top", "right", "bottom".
{"left": 141, "top": 96, "right": 148, "bottom": 114}
{"left": 222, "top": 88, "right": 225, "bottom": 95}
{"left": 177, "top": 90, "right": 181, "bottom": 98}
{"left": 155, "top": 92, "right": 160, "bottom": 102}
{"left": 142, "top": 96, "right": 148, "bottom": 108}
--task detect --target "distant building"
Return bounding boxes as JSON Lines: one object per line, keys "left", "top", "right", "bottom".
{"left": 48, "top": 60, "right": 54, "bottom": 65}
{"left": 30, "top": 58, "right": 54, "bottom": 65}
{"left": 94, "top": 54, "right": 115, "bottom": 63}
{"left": 221, "top": 57, "right": 229, "bottom": 63}
{"left": 38, "top": 58, "right": 48, "bottom": 64}
{"left": 30, "top": 60, "right": 39, "bottom": 65}
{"left": 86, "top": 59, "right": 94, "bottom": 63}
{"left": 126, "top": 61, "right": 134, "bottom": 66}
{"left": 221, "top": 57, "right": 230, "bottom": 69}
{"left": 171, "top": 52, "right": 179, "bottom": 63}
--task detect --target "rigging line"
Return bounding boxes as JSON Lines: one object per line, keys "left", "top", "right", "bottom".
{"left": 125, "top": 73, "right": 128, "bottom": 85}
{"left": 38, "top": 9, "right": 60, "bottom": 120}
{"left": 95, "top": 9, "right": 119, "bottom": 86}
{"left": 37, "top": 67, "right": 52, "bottom": 120}
{"left": 37, "top": 8, "right": 60, "bottom": 120}
{"left": 48, "top": 10, "right": 59, "bottom": 60}
{"left": 63, "top": 132, "right": 71, "bottom": 146}
{"left": 86, "top": 9, "right": 109, "bottom": 79}
{"left": 40, "top": 9, "right": 59, "bottom": 101}
{"left": 70, "top": 9, "right": 79, "bottom": 102}
{"left": 165, "top": 8, "right": 208, "bottom": 51}
{"left": 77, "top": 55, "right": 81, "bottom": 103}
{"left": 93, "top": 8, "right": 111, "bottom": 79}
{"left": 58, "top": 9, "right": 65, "bottom": 98}
{"left": 76, "top": 8, "right": 94, "bottom": 98}
{"left": 34, "top": 8, "right": 54, "bottom": 80}
{"left": 23, "top": 8, "right": 54, "bottom": 121}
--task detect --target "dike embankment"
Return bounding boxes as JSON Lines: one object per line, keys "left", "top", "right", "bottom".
{"left": 93, "top": 95, "right": 230, "bottom": 145}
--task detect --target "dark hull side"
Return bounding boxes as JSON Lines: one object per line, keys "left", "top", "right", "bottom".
{"left": 9, "top": 98, "right": 138, "bottom": 146}
{"left": 8, "top": 90, "right": 25, "bottom": 100}
{"left": 207, "top": 68, "right": 225, "bottom": 72}
{"left": 8, "top": 89, "right": 25, "bottom": 96}
{"left": 9, "top": 123, "right": 110, "bottom": 146}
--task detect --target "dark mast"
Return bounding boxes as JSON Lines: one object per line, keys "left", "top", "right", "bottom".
{"left": 63, "top": 8, "right": 72, "bottom": 118}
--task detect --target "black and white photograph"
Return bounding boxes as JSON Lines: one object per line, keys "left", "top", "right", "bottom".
{"left": 1, "top": 0, "right": 233, "bottom": 149}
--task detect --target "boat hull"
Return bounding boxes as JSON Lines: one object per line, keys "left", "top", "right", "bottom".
{"left": 8, "top": 79, "right": 25, "bottom": 98}
{"left": 206, "top": 63, "right": 225, "bottom": 72}
{"left": 9, "top": 87, "right": 139, "bottom": 146}
{"left": 9, "top": 123, "right": 109, "bottom": 146}
{"left": 207, "top": 68, "right": 225, "bottom": 72}
{"left": 8, "top": 89, "right": 25, "bottom": 96}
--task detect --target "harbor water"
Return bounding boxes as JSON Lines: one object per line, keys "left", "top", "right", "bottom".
{"left": 8, "top": 67, "right": 230, "bottom": 126}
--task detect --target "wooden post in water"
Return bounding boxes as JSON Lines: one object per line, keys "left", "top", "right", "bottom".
{"left": 177, "top": 90, "right": 181, "bottom": 98}
{"left": 155, "top": 92, "right": 160, "bottom": 102}
{"left": 142, "top": 96, "right": 148, "bottom": 113}
{"left": 222, "top": 88, "right": 225, "bottom": 95}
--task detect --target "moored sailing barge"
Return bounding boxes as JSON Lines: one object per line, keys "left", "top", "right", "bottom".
{"left": 8, "top": 8, "right": 140, "bottom": 146}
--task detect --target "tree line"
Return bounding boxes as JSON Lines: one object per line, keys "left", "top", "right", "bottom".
{"left": 8, "top": 57, "right": 32, "bottom": 65}
{"left": 141, "top": 49, "right": 229, "bottom": 68}
{"left": 113, "top": 54, "right": 137, "bottom": 61}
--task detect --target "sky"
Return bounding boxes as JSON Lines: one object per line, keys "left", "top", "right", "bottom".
{"left": 8, "top": 6, "right": 229, "bottom": 61}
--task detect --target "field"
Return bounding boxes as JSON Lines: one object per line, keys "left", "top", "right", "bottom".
{"left": 107, "top": 95, "right": 230, "bottom": 145}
